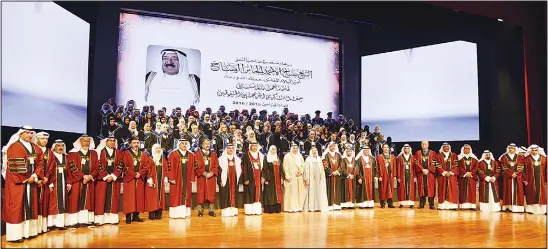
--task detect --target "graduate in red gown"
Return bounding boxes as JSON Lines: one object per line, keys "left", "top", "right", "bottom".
{"left": 94, "top": 136, "right": 124, "bottom": 225}
{"left": 355, "top": 146, "right": 376, "bottom": 208}
{"left": 435, "top": 142, "right": 459, "bottom": 210}
{"left": 396, "top": 144, "right": 417, "bottom": 208}
{"left": 241, "top": 141, "right": 264, "bottom": 215}
{"left": 376, "top": 143, "right": 396, "bottom": 208}
{"left": 477, "top": 150, "right": 502, "bottom": 212}
{"left": 167, "top": 138, "right": 196, "bottom": 219}
{"left": 499, "top": 143, "right": 525, "bottom": 213}
{"left": 457, "top": 144, "right": 479, "bottom": 210}
{"left": 219, "top": 143, "right": 242, "bottom": 217}
{"left": 2, "top": 126, "right": 44, "bottom": 242}
{"left": 323, "top": 142, "right": 343, "bottom": 211}
{"left": 145, "top": 143, "right": 169, "bottom": 220}
{"left": 33, "top": 131, "right": 51, "bottom": 233}
{"left": 195, "top": 138, "right": 219, "bottom": 217}
{"left": 122, "top": 136, "right": 151, "bottom": 223}
{"left": 66, "top": 135, "right": 98, "bottom": 227}
{"left": 46, "top": 140, "right": 69, "bottom": 230}
{"left": 523, "top": 145, "right": 547, "bottom": 215}
{"left": 414, "top": 141, "right": 437, "bottom": 209}
{"left": 340, "top": 145, "right": 357, "bottom": 209}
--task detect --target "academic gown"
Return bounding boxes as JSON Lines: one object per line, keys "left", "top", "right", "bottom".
{"left": 138, "top": 131, "right": 158, "bottom": 155}
{"left": 414, "top": 150, "right": 437, "bottom": 198}
{"left": 355, "top": 155, "right": 376, "bottom": 208}
{"left": 323, "top": 152, "right": 343, "bottom": 210}
{"left": 213, "top": 133, "right": 232, "bottom": 155}
{"left": 47, "top": 153, "right": 69, "bottom": 228}
{"left": 477, "top": 160, "right": 501, "bottom": 212}
{"left": 145, "top": 156, "right": 169, "bottom": 212}
{"left": 458, "top": 156, "right": 479, "bottom": 209}
{"left": 122, "top": 150, "right": 151, "bottom": 215}
{"left": 524, "top": 155, "right": 547, "bottom": 214}
{"left": 435, "top": 152, "right": 459, "bottom": 210}
{"left": 396, "top": 154, "right": 417, "bottom": 206}
{"left": 304, "top": 139, "right": 323, "bottom": 157}
{"left": 67, "top": 150, "right": 99, "bottom": 226}
{"left": 262, "top": 158, "right": 284, "bottom": 213}
{"left": 95, "top": 148, "right": 124, "bottom": 225}
{"left": 219, "top": 155, "right": 242, "bottom": 217}
{"left": 167, "top": 150, "right": 196, "bottom": 218}
{"left": 38, "top": 147, "right": 53, "bottom": 233}
{"left": 184, "top": 132, "right": 204, "bottom": 152}
{"left": 376, "top": 153, "right": 397, "bottom": 202}
{"left": 500, "top": 154, "right": 526, "bottom": 212}
{"left": 195, "top": 150, "right": 219, "bottom": 205}
{"left": 2, "top": 141, "right": 44, "bottom": 241}
{"left": 241, "top": 151, "right": 264, "bottom": 215}
{"left": 341, "top": 157, "right": 358, "bottom": 208}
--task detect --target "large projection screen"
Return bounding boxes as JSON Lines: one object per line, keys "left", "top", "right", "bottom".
{"left": 361, "top": 41, "right": 479, "bottom": 142}
{"left": 116, "top": 12, "right": 340, "bottom": 115}
{"left": 2, "top": 2, "right": 90, "bottom": 133}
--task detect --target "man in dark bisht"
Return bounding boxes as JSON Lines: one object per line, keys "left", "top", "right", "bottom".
{"left": 100, "top": 117, "right": 120, "bottom": 140}
{"left": 311, "top": 110, "right": 324, "bottom": 125}
{"left": 99, "top": 103, "right": 114, "bottom": 128}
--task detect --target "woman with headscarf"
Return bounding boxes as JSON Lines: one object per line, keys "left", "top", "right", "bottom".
{"left": 303, "top": 147, "right": 328, "bottom": 212}
{"left": 243, "top": 131, "right": 259, "bottom": 154}
{"left": 233, "top": 130, "right": 244, "bottom": 157}
{"left": 458, "top": 144, "right": 479, "bottom": 210}
{"left": 128, "top": 121, "right": 139, "bottom": 138}
{"left": 355, "top": 146, "right": 376, "bottom": 209}
{"left": 94, "top": 136, "right": 124, "bottom": 226}
{"left": 523, "top": 145, "right": 547, "bottom": 215}
{"left": 477, "top": 150, "right": 502, "bottom": 212}
{"left": 262, "top": 146, "right": 284, "bottom": 213}
{"left": 145, "top": 144, "right": 169, "bottom": 220}
{"left": 283, "top": 143, "right": 306, "bottom": 213}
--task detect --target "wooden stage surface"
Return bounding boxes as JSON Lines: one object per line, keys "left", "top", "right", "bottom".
{"left": 2, "top": 205, "right": 546, "bottom": 248}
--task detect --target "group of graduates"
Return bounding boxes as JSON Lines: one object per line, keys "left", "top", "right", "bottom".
{"left": 1, "top": 100, "right": 546, "bottom": 243}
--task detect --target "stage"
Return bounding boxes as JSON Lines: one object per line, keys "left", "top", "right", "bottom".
{"left": 2, "top": 206, "right": 546, "bottom": 248}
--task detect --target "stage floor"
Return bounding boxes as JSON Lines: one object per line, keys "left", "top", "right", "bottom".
{"left": 2, "top": 206, "right": 546, "bottom": 248}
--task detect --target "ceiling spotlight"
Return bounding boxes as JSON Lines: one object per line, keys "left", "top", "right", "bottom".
{"left": 497, "top": 19, "right": 503, "bottom": 22}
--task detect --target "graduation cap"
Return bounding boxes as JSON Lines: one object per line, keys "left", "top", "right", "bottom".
{"left": 315, "top": 110, "right": 321, "bottom": 115}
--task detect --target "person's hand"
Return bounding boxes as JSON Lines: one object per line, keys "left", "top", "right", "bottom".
{"left": 43, "top": 177, "right": 48, "bottom": 184}
{"left": 414, "top": 178, "right": 417, "bottom": 183}
{"left": 422, "top": 169, "right": 429, "bottom": 175}
{"left": 305, "top": 180, "right": 310, "bottom": 187}
{"left": 261, "top": 178, "right": 265, "bottom": 184}
{"left": 524, "top": 181, "right": 528, "bottom": 186}
{"left": 107, "top": 176, "right": 113, "bottom": 183}
{"left": 285, "top": 178, "right": 291, "bottom": 183}
{"left": 358, "top": 179, "right": 363, "bottom": 184}
{"left": 349, "top": 175, "right": 354, "bottom": 180}
{"left": 37, "top": 181, "right": 43, "bottom": 187}
{"left": 83, "top": 178, "right": 89, "bottom": 185}
{"left": 148, "top": 182, "right": 154, "bottom": 188}
{"left": 378, "top": 177, "right": 382, "bottom": 181}
{"left": 244, "top": 180, "right": 250, "bottom": 185}
{"left": 512, "top": 173, "right": 517, "bottom": 178}
{"left": 170, "top": 180, "right": 176, "bottom": 185}
{"left": 66, "top": 184, "right": 72, "bottom": 192}
{"left": 265, "top": 181, "right": 269, "bottom": 185}
{"left": 221, "top": 183, "right": 225, "bottom": 187}
{"left": 136, "top": 173, "right": 141, "bottom": 179}
{"left": 296, "top": 171, "right": 302, "bottom": 177}
{"left": 397, "top": 179, "right": 400, "bottom": 183}
{"left": 27, "top": 177, "right": 35, "bottom": 184}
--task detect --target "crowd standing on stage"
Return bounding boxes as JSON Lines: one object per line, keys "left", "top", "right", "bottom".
{"left": 1, "top": 99, "right": 546, "bottom": 243}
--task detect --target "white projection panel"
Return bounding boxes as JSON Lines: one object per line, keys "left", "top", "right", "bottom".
{"left": 2, "top": 2, "right": 90, "bottom": 133}
{"left": 361, "top": 41, "right": 479, "bottom": 142}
